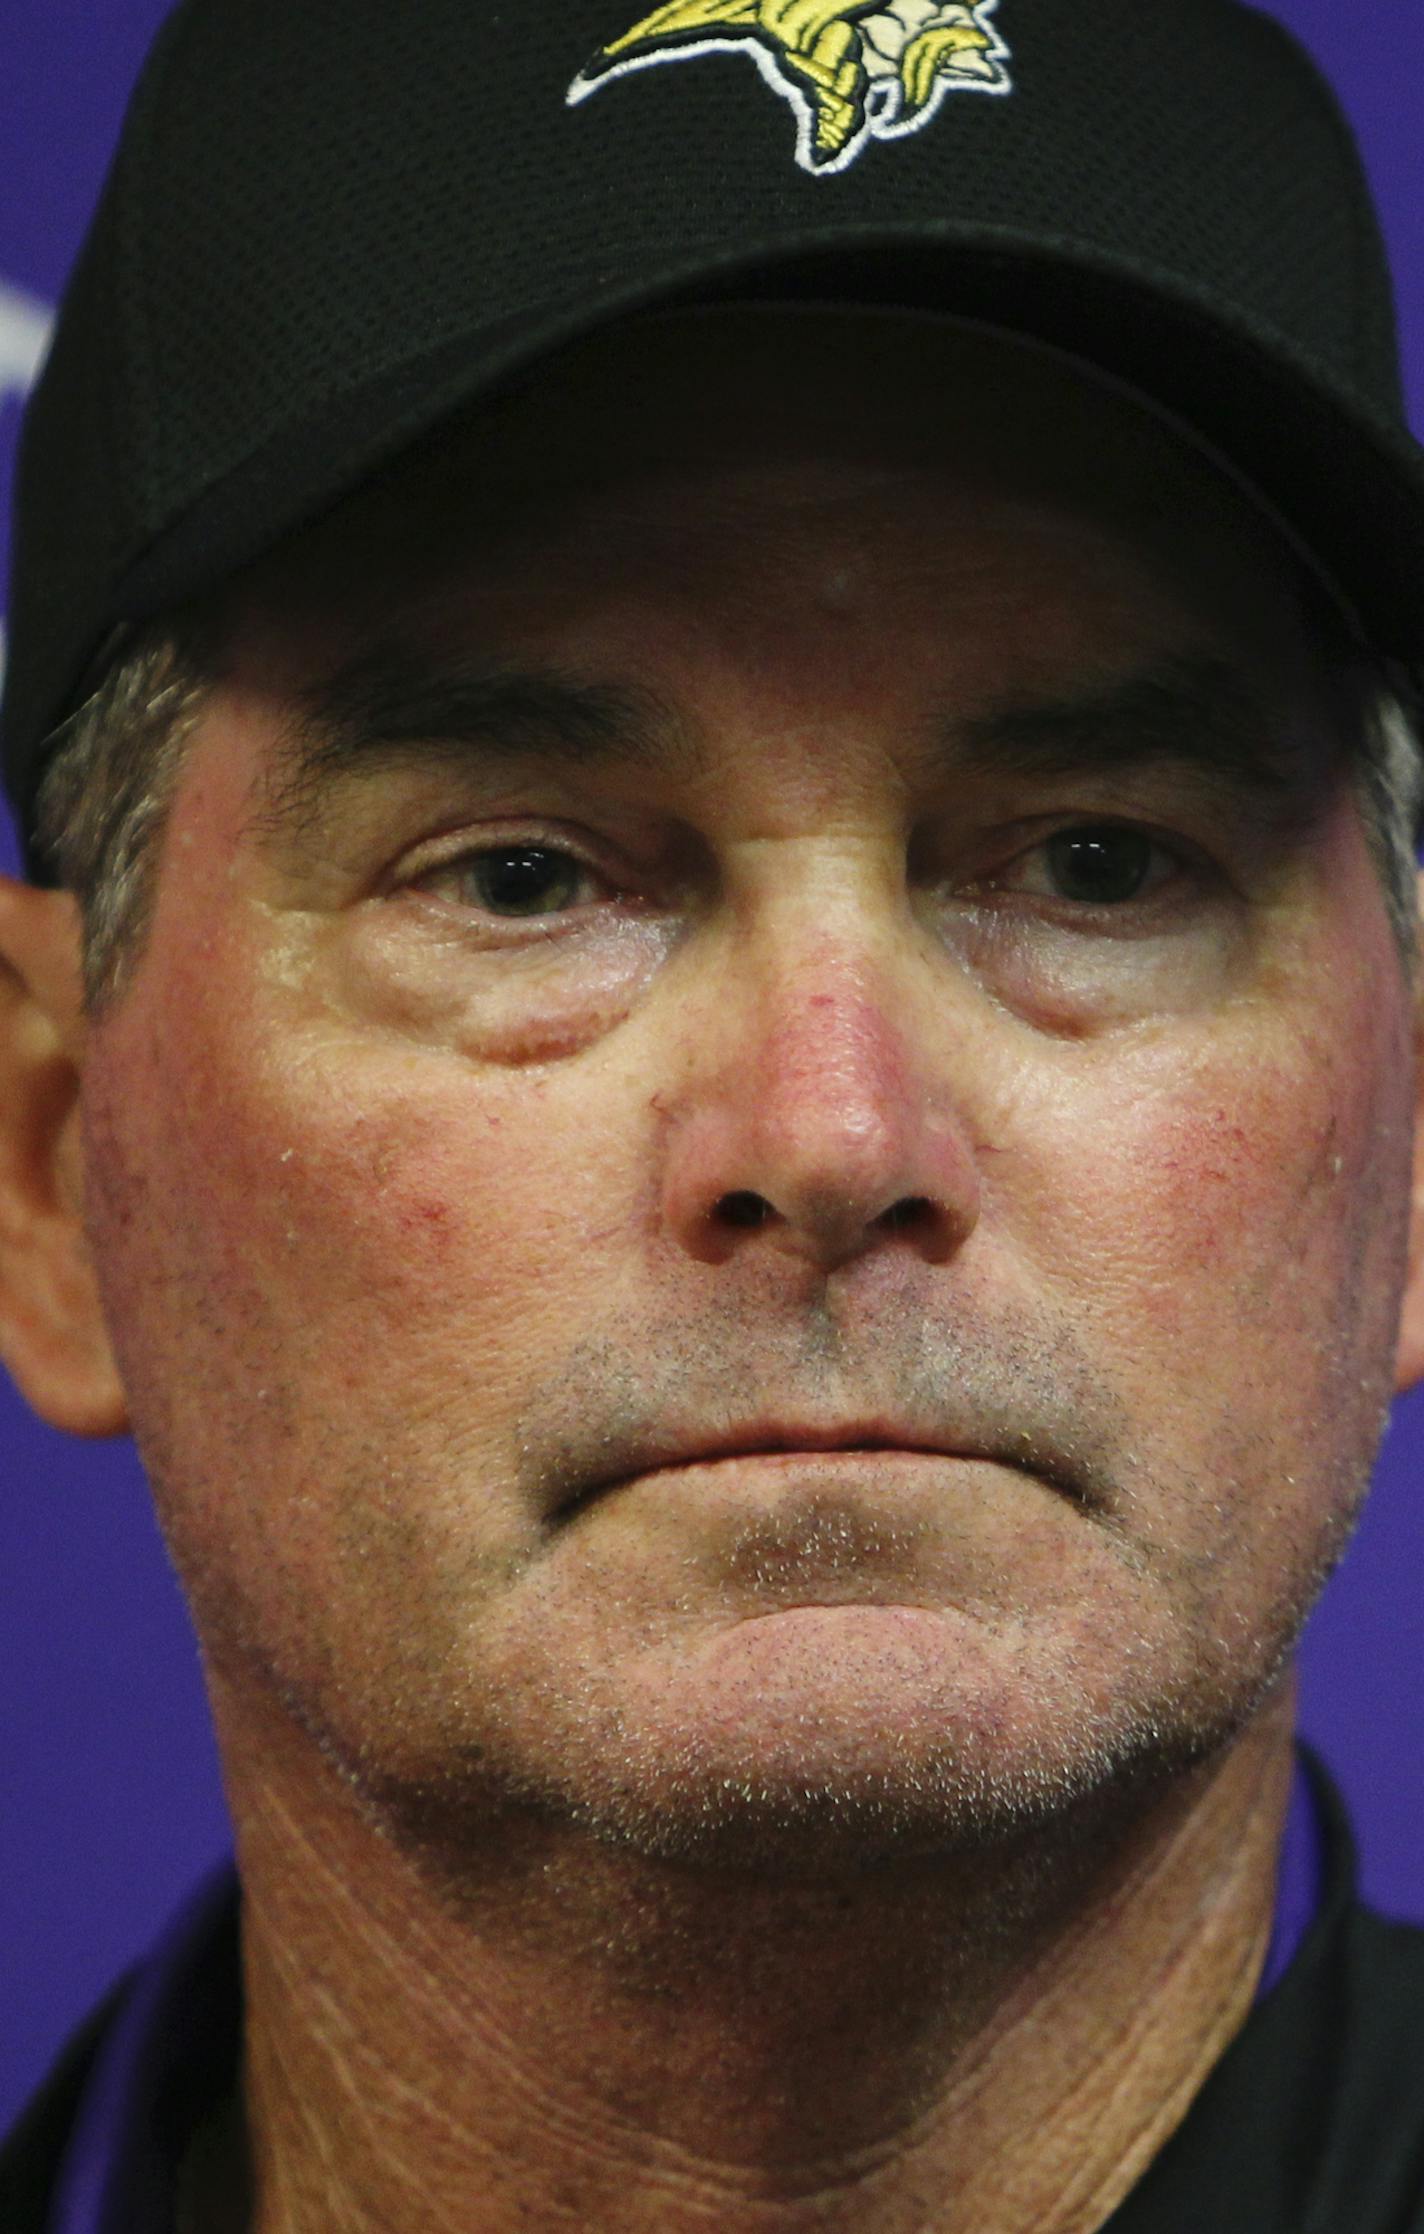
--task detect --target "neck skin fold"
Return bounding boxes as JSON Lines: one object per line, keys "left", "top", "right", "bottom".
{"left": 210, "top": 1668, "right": 1296, "bottom": 2234}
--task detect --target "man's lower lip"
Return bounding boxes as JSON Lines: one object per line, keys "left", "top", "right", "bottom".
{"left": 558, "top": 1450, "right": 938, "bottom": 1520}
{"left": 555, "top": 1447, "right": 1084, "bottom": 1524}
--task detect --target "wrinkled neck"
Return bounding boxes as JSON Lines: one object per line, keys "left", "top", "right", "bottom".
{"left": 210, "top": 1670, "right": 1295, "bottom": 2234}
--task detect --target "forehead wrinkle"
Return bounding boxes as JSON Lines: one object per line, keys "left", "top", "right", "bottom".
{"left": 245, "top": 640, "right": 707, "bottom": 848}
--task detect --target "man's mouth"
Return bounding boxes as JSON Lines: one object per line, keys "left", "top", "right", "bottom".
{"left": 552, "top": 1418, "right": 1090, "bottom": 1523}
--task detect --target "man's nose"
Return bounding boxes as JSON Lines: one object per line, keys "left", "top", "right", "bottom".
{"left": 658, "top": 947, "right": 983, "bottom": 1274}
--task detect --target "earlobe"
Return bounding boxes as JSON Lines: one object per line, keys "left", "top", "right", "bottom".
{"left": 1395, "top": 868, "right": 1424, "bottom": 1396}
{"left": 1395, "top": 1191, "right": 1424, "bottom": 1398}
{"left": 0, "top": 876, "right": 129, "bottom": 1436}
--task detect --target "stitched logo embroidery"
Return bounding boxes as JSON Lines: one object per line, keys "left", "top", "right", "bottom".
{"left": 569, "top": 1, "right": 1012, "bottom": 176}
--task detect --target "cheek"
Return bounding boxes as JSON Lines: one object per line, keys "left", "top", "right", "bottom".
{"left": 83, "top": 956, "right": 646, "bottom": 1659}
{"left": 1016, "top": 992, "right": 1414, "bottom": 1386}
{"left": 90, "top": 978, "right": 634, "bottom": 1400}
{"left": 1112, "top": 1082, "right": 1330, "bottom": 1308}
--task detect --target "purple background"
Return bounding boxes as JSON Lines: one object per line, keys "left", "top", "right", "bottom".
{"left": 2, "top": 0, "right": 1423, "bottom": 2137}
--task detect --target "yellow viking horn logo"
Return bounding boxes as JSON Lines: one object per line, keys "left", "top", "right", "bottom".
{"left": 568, "top": 1, "right": 1012, "bottom": 175}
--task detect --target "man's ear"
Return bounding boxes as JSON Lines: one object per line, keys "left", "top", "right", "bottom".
{"left": 0, "top": 876, "right": 128, "bottom": 1435}
{"left": 1396, "top": 866, "right": 1424, "bottom": 1396}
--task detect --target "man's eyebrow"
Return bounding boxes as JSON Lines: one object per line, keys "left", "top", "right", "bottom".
{"left": 259, "top": 643, "right": 699, "bottom": 832}
{"left": 259, "top": 643, "right": 1319, "bottom": 845}
{"left": 954, "top": 655, "right": 1312, "bottom": 798}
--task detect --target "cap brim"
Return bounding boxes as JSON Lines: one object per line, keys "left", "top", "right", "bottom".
{"left": 59, "top": 220, "right": 1424, "bottom": 829}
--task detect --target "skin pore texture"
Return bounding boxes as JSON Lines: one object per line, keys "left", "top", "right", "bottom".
{"left": 5, "top": 304, "right": 1424, "bottom": 2234}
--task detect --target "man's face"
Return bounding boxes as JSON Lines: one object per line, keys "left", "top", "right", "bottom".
{"left": 77, "top": 310, "right": 1416, "bottom": 1878}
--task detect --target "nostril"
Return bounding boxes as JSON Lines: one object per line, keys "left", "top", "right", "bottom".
{"left": 876, "top": 1196, "right": 935, "bottom": 1233}
{"left": 717, "top": 1190, "right": 773, "bottom": 1229}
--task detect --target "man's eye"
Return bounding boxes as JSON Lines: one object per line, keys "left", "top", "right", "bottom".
{"left": 1039, "top": 825, "right": 1168, "bottom": 906}
{"left": 439, "top": 846, "right": 596, "bottom": 917}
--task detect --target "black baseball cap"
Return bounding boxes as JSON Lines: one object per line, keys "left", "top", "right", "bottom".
{"left": 5, "top": 0, "right": 1424, "bottom": 876}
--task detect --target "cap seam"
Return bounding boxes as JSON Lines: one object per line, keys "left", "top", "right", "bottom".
{"left": 1247, "top": 8, "right": 1396, "bottom": 396}
{"left": 115, "top": 0, "right": 205, "bottom": 569}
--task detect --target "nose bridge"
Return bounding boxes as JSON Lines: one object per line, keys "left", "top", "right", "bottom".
{"left": 658, "top": 886, "right": 982, "bottom": 1271}
{"left": 745, "top": 936, "right": 915, "bottom": 1181}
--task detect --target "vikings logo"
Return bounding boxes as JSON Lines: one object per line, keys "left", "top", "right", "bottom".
{"left": 569, "top": 0, "right": 1012, "bottom": 175}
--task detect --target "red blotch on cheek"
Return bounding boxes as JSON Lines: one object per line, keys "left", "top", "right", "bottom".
{"left": 1144, "top": 1107, "right": 1261, "bottom": 1215}
{"left": 396, "top": 1197, "right": 455, "bottom": 1248}
{"left": 1105, "top": 1048, "right": 1358, "bottom": 1341}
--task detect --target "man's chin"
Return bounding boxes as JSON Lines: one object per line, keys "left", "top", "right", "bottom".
{"left": 357, "top": 1609, "right": 1260, "bottom": 1889}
